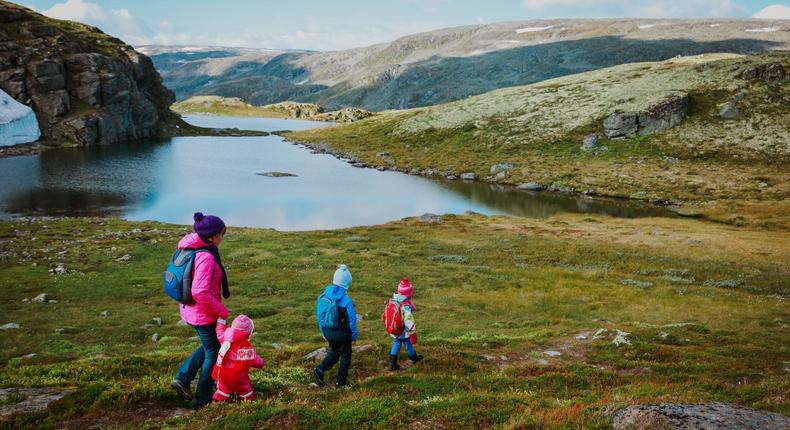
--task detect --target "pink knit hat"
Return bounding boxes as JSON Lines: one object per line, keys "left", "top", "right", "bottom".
{"left": 397, "top": 278, "right": 413, "bottom": 298}
{"left": 231, "top": 314, "right": 255, "bottom": 335}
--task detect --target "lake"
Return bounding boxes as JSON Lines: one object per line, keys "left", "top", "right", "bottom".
{"left": 0, "top": 115, "right": 670, "bottom": 230}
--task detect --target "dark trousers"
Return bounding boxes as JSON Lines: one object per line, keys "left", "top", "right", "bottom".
{"left": 316, "top": 338, "right": 352, "bottom": 385}
{"left": 176, "top": 323, "right": 220, "bottom": 406}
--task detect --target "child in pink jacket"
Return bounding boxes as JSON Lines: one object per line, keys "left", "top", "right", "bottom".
{"left": 211, "top": 314, "right": 265, "bottom": 402}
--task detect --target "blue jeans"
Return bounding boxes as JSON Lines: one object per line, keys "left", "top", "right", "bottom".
{"left": 176, "top": 323, "right": 219, "bottom": 406}
{"left": 391, "top": 337, "right": 416, "bottom": 357}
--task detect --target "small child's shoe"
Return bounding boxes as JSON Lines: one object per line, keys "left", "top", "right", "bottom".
{"left": 311, "top": 367, "right": 325, "bottom": 387}
{"left": 408, "top": 354, "right": 424, "bottom": 363}
{"left": 387, "top": 354, "right": 401, "bottom": 371}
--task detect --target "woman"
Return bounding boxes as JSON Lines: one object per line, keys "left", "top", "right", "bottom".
{"left": 170, "top": 212, "right": 231, "bottom": 408}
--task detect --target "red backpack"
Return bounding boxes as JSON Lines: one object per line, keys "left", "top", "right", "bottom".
{"left": 382, "top": 299, "right": 404, "bottom": 336}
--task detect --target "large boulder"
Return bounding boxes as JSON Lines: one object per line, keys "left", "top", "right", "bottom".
{"left": 604, "top": 94, "right": 689, "bottom": 139}
{"left": 613, "top": 403, "right": 790, "bottom": 430}
{"left": 742, "top": 62, "right": 786, "bottom": 85}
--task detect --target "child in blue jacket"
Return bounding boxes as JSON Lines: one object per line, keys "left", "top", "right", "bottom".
{"left": 312, "top": 264, "right": 358, "bottom": 387}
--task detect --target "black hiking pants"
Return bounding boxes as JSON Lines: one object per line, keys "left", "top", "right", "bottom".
{"left": 317, "top": 337, "right": 352, "bottom": 385}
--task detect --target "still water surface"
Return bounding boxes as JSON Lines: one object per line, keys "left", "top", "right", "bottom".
{"left": 0, "top": 115, "right": 669, "bottom": 230}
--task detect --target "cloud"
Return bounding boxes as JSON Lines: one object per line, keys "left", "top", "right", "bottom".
{"left": 753, "top": 4, "right": 790, "bottom": 19}
{"left": 42, "top": 0, "right": 152, "bottom": 39}
{"left": 522, "top": 0, "right": 745, "bottom": 18}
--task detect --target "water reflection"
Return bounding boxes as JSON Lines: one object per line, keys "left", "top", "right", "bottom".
{"left": 0, "top": 115, "right": 671, "bottom": 229}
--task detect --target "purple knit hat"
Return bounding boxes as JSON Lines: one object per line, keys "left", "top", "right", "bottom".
{"left": 193, "top": 212, "right": 226, "bottom": 240}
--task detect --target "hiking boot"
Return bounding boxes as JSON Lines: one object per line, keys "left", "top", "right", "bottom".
{"left": 408, "top": 354, "right": 424, "bottom": 363}
{"left": 170, "top": 379, "right": 193, "bottom": 401}
{"left": 387, "top": 354, "right": 401, "bottom": 371}
{"left": 311, "top": 367, "right": 325, "bottom": 387}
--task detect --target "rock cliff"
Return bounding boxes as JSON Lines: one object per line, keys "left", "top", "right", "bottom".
{"left": 0, "top": 1, "right": 176, "bottom": 146}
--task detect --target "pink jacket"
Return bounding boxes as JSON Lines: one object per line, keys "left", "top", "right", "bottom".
{"left": 177, "top": 233, "right": 229, "bottom": 326}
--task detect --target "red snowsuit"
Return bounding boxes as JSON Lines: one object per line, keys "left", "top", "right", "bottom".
{"left": 211, "top": 318, "right": 264, "bottom": 402}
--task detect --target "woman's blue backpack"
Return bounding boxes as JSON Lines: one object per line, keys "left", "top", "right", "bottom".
{"left": 163, "top": 248, "right": 206, "bottom": 305}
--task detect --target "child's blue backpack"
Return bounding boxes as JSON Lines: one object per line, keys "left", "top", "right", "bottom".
{"left": 163, "top": 248, "right": 206, "bottom": 305}
{"left": 316, "top": 289, "right": 340, "bottom": 335}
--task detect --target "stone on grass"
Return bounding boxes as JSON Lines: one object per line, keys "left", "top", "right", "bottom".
{"left": 657, "top": 332, "right": 669, "bottom": 340}
{"left": 490, "top": 163, "right": 514, "bottom": 174}
{"left": 613, "top": 403, "right": 790, "bottom": 430}
{"left": 0, "top": 387, "right": 74, "bottom": 419}
{"left": 419, "top": 213, "right": 443, "bottom": 223}
{"left": 352, "top": 344, "right": 373, "bottom": 353}
{"left": 151, "top": 333, "right": 161, "bottom": 342}
{"left": 428, "top": 255, "right": 468, "bottom": 264}
{"left": 622, "top": 279, "right": 653, "bottom": 289}
{"left": 581, "top": 133, "right": 600, "bottom": 152}
{"left": 115, "top": 254, "right": 132, "bottom": 262}
{"left": 100, "top": 310, "right": 111, "bottom": 317}
{"left": 1, "top": 323, "right": 20, "bottom": 330}
{"left": 543, "top": 350, "right": 561, "bottom": 357}
{"left": 719, "top": 101, "right": 740, "bottom": 119}
{"left": 517, "top": 182, "right": 545, "bottom": 191}
{"left": 177, "top": 319, "right": 188, "bottom": 326}
{"left": 460, "top": 172, "right": 478, "bottom": 181}
{"left": 270, "top": 343, "right": 284, "bottom": 350}
{"left": 152, "top": 317, "right": 163, "bottom": 326}
{"left": 303, "top": 347, "right": 328, "bottom": 362}
{"left": 612, "top": 330, "right": 631, "bottom": 346}
{"left": 32, "top": 293, "right": 50, "bottom": 303}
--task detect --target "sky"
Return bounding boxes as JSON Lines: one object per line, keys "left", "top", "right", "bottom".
{"left": 16, "top": 0, "right": 790, "bottom": 51}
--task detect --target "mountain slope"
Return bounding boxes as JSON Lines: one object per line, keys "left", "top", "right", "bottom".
{"left": 0, "top": 1, "right": 178, "bottom": 146}
{"left": 154, "top": 19, "right": 790, "bottom": 110}
{"left": 286, "top": 52, "right": 790, "bottom": 227}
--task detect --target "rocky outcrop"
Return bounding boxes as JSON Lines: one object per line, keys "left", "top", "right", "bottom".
{"left": 312, "top": 107, "right": 374, "bottom": 123}
{"left": 261, "top": 101, "right": 323, "bottom": 119}
{"left": 604, "top": 94, "right": 689, "bottom": 139}
{"left": 0, "top": 1, "right": 175, "bottom": 146}
{"left": 742, "top": 62, "right": 786, "bottom": 85}
{"left": 613, "top": 403, "right": 790, "bottom": 430}
{"left": 0, "top": 88, "right": 40, "bottom": 145}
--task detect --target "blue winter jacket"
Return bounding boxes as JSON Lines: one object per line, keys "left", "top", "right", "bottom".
{"left": 323, "top": 284, "right": 358, "bottom": 341}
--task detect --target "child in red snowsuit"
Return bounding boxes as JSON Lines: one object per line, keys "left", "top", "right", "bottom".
{"left": 212, "top": 314, "right": 264, "bottom": 402}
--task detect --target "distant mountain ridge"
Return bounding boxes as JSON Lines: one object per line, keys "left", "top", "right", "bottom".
{"left": 146, "top": 19, "right": 790, "bottom": 111}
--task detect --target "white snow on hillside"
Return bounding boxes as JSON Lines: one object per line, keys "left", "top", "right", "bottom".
{"left": 516, "top": 25, "right": 555, "bottom": 34}
{"left": 745, "top": 27, "right": 780, "bottom": 33}
{"left": 0, "top": 89, "right": 41, "bottom": 146}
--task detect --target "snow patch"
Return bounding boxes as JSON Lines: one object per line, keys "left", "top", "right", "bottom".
{"left": 516, "top": 25, "right": 555, "bottom": 34}
{"left": 0, "top": 89, "right": 40, "bottom": 146}
{"left": 745, "top": 27, "right": 780, "bottom": 33}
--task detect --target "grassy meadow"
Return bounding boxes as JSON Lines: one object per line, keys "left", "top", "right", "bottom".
{"left": 0, "top": 213, "right": 787, "bottom": 429}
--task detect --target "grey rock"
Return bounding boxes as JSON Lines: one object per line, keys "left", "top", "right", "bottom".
{"left": 742, "top": 62, "right": 786, "bottom": 85}
{"left": 151, "top": 317, "right": 163, "bottom": 326}
{"left": 376, "top": 151, "right": 390, "bottom": 157}
{"left": 352, "top": 344, "right": 373, "bottom": 353}
{"left": 582, "top": 189, "right": 597, "bottom": 196}
{"left": 622, "top": 279, "right": 654, "bottom": 289}
{"left": 428, "top": 254, "right": 468, "bottom": 264}
{"left": 719, "top": 101, "right": 740, "bottom": 119}
{"left": 543, "top": 350, "right": 561, "bottom": 357}
{"left": 460, "top": 172, "right": 478, "bottom": 181}
{"left": 100, "top": 310, "right": 111, "bottom": 317}
{"left": 603, "top": 111, "right": 638, "bottom": 139}
{"left": 270, "top": 342, "right": 284, "bottom": 350}
{"left": 151, "top": 333, "right": 161, "bottom": 342}
{"left": 445, "top": 175, "right": 458, "bottom": 180}
{"left": 1, "top": 323, "right": 20, "bottom": 330}
{"left": 54, "top": 327, "right": 76, "bottom": 334}
{"left": 115, "top": 254, "right": 132, "bottom": 262}
{"left": 32, "top": 293, "right": 50, "bottom": 303}
{"left": 0, "top": 387, "right": 75, "bottom": 419}
{"left": 517, "top": 182, "right": 545, "bottom": 191}
{"left": 612, "top": 329, "right": 631, "bottom": 346}
{"left": 490, "top": 163, "right": 514, "bottom": 174}
{"left": 17, "top": 353, "right": 37, "bottom": 360}
{"left": 581, "top": 133, "right": 600, "bottom": 152}
{"left": 613, "top": 403, "right": 790, "bottom": 430}
{"left": 303, "top": 347, "right": 328, "bottom": 362}
{"left": 419, "top": 213, "right": 443, "bottom": 223}
{"left": 637, "top": 94, "right": 689, "bottom": 135}
{"left": 177, "top": 319, "right": 189, "bottom": 326}
{"left": 657, "top": 331, "right": 669, "bottom": 340}
{"left": 494, "top": 171, "right": 508, "bottom": 180}
{"left": 257, "top": 171, "right": 298, "bottom": 177}
{"left": 662, "top": 156, "right": 680, "bottom": 164}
